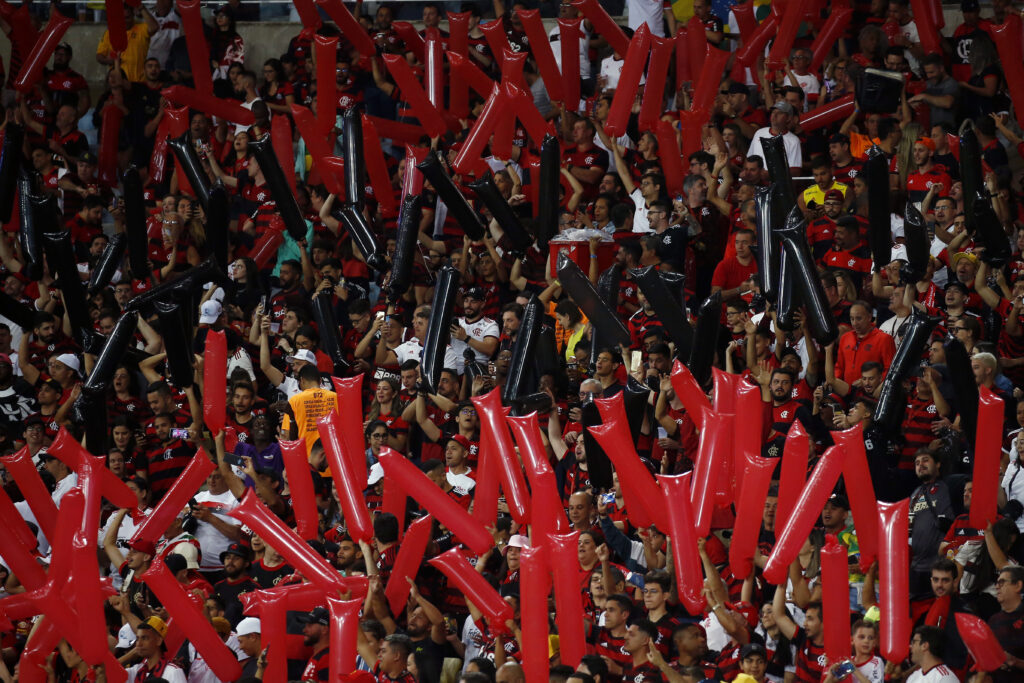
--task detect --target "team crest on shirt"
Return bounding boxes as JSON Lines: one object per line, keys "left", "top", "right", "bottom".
{"left": 163, "top": 449, "right": 173, "bottom": 460}
{"left": 780, "top": 410, "right": 790, "bottom": 419}
{"left": 847, "top": 259, "right": 855, "bottom": 267}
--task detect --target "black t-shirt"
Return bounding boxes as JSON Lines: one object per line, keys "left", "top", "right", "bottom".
{"left": 214, "top": 575, "right": 260, "bottom": 626}
{"left": 249, "top": 559, "right": 294, "bottom": 589}
{"left": 407, "top": 635, "right": 456, "bottom": 682}
{"left": 988, "top": 603, "right": 1024, "bottom": 683}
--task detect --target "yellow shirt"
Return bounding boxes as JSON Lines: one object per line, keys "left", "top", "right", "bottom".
{"left": 96, "top": 23, "right": 152, "bottom": 82}
{"left": 282, "top": 387, "right": 338, "bottom": 454}
{"left": 801, "top": 180, "right": 849, "bottom": 206}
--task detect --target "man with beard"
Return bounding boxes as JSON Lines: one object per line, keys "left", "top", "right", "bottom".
{"left": 191, "top": 469, "right": 242, "bottom": 583}
{"left": 808, "top": 190, "right": 847, "bottom": 260}
{"left": 772, "top": 592, "right": 827, "bottom": 683}
{"left": 757, "top": 367, "right": 815, "bottom": 453}
{"left": 909, "top": 451, "right": 954, "bottom": 598}
{"left": 21, "top": 313, "right": 76, "bottom": 375}
{"left": 299, "top": 607, "right": 331, "bottom": 681}
{"left": 145, "top": 413, "right": 195, "bottom": 501}
{"left": 450, "top": 288, "right": 499, "bottom": 367}
{"left": 270, "top": 260, "right": 310, "bottom": 327}
{"left": 403, "top": 584, "right": 455, "bottom": 682}
{"left": 213, "top": 542, "right": 259, "bottom": 626}
{"left": 224, "top": 380, "right": 263, "bottom": 443}
{"left": 407, "top": 371, "right": 466, "bottom": 463}
{"left": 123, "top": 617, "right": 186, "bottom": 682}
{"left": 0, "top": 352, "right": 37, "bottom": 439}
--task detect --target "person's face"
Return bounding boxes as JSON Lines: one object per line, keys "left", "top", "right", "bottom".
{"left": 134, "top": 629, "right": 161, "bottom": 658}
{"left": 144, "top": 58, "right": 161, "bottom": 82}
{"left": 734, "top": 233, "right": 753, "bottom": 258}
{"left": 821, "top": 502, "right": 847, "bottom": 529}
{"left": 411, "top": 314, "right": 428, "bottom": 340}
{"left": 849, "top": 305, "right": 872, "bottom": 336}
{"left": 741, "top": 655, "right": 767, "bottom": 680}
{"left": 223, "top": 553, "right": 248, "bottom": 578}
{"left": 348, "top": 311, "right": 370, "bottom": 334}
{"left": 238, "top": 632, "right": 260, "bottom": 657}
{"left": 568, "top": 492, "right": 591, "bottom": 525}
{"left": 422, "top": 5, "right": 439, "bottom": 26}
{"left": 884, "top": 53, "right": 906, "bottom": 71}
{"left": 400, "top": 368, "right": 418, "bottom": 392}
{"left": 828, "top": 142, "right": 849, "bottom": 163}
{"left": 598, "top": 174, "right": 618, "bottom": 195}
{"left": 505, "top": 544, "right": 521, "bottom": 571}
{"left": 923, "top": 63, "right": 942, "bottom": 82}
{"left": 190, "top": 113, "right": 210, "bottom": 139}
{"left": 956, "top": 257, "right": 976, "bottom": 284}
{"left": 456, "top": 404, "right": 477, "bottom": 430}
{"left": 595, "top": 351, "right": 616, "bottom": 377}
{"left": 302, "top": 622, "right": 325, "bottom": 647}
{"left": 693, "top": 0, "right": 709, "bottom": 19}
{"left": 572, "top": 120, "right": 590, "bottom": 145}
{"left": 931, "top": 569, "right": 954, "bottom": 598}
{"left": 643, "top": 582, "right": 667, "bottom": 611}
{"left": 113, "top": 424, "right": 131, "bottom": 448}
{"left": 823, "top": 196, "right": 843, "bottom": 219}
{"left": 812, "top": 166, "right": 832, "bottom": 188}
{"left": 624, "top": 624, "right": 650, "bottom": 654}
{"left": 336, "top": 540, "right": 357, "bottom": 567}
{"left": 912, "top": 143, "right": 932, "bottom": 168}
{"left": 803, "top": 607, "right": 822, "bottom": 638}
{"left": 853, "top": 626, "right": 877, "bottom": 655}
{"left": 678, "top": 626, "right": 708, "bottom": 657}
{"left": 769, "top": 373, "right": 793, "bottom": 401}
{"left": 462, "top": 296, "right": 483, "bottom": 319}
{"left": 763, "top": 496, "right": 778, "bottom": 529}
{"left": 445, "top": 441, "right": 467, "bottom": 469}
{"left": 114, "top": 283, "right": 133, "bottom": 305}
{"left": 107, "top": 450, "right": 125, "bottom": 476}
{"left": 502, "top": 311, "right": 521, "bottom": 337}
{"left": 375, "top": 382, "right": 395, "bottom": 405}
{"left": 153, "top": 417, "right": 173, "bottom": 442}
{"left": 368, "top": 427, "right": 388, "bottom": 453}
{"left": 770, "top": 108, "right": 792, "bottom": 131}
{"left": 232, "top": 387, "right": 254, "bottom": 413}
{"left": 47, "top": 358, "right": 72, "bottom": 384}
{"left": 995, "top": 571, "right": 1022, "bottom": 605}
{"left": 860, "top": 367, "right": 882, "bottom": 394}
{"left": 577, "top": 535, "right": 597, "bottom": 564}
{"left": 915, "top": 453, "right": 939, "bottom": 481}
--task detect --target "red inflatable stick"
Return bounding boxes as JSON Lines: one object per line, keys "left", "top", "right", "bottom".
{"left": 604, "top": 24, "right": 650, "bottom": 138}
{"left": 105, "top": 0, "right": 127, "bottom": 54}
{"left": 316, "top": 0, "right": 375, "bottom": 56}
{"left": 429, "top": 548, "right": 513, "bottom": 628}
{"left": 0, "top": 511, "right": 47, "bottom": 589}
{"left": 366, "top": 116, "right": 426, "bottom": 146}
{"left": 728, "top": 453, "right": 777, "bottom": 581}
{"left": 508, "top": 81, "right": 556, "bottom": 144}
{"left": 559, "top": 18, "right": 583, "bottom": 111}
{"left": 400, "top": 145, "right": 427, "bottom": 206}
{"left": 315, "top": 35, "right": 339, "bottom": 138}
{"left": 327, "top": 596, "right": 362, "bottom": 677}
{"left": 909, "top": 0, "right": 942, "bottom": 56}
{"left": 491, "top": 94, "right": 516, "bottom": 161}
{"left": 230, "top": 491, "right": 346, "bottom": 592}
{"left": 678, "top": 109, "right": 705, "bottom": 163}
{"left": 730, "top": 0, "right": 758, "bottom": 43}
{"left": 318, "top": 411, "right": 374, "bottom": 542}
{"left": 692, "top": 47, "right": 730, "bottom": 115}
{"left": 144, "top": 557, "right": 243, "bottom": 681}
{"left": 382, "top": 477, "right": 406, "bottom": 536}
{"left": 519, "top": 546, "right": 551, "bottom": 682}
{"left": 70, "top": 530, "right": 114, "bottom": 665}
{"left": 293, "top": 0, "right": 322, "bottom": 31}
{"left": 776, "top": 420, "right": 809, "bottom": 533}
{"left": 424, "top": 28, "right": 445, "bottom": 110}
{"left": 384, "top": 514, "right": 433, "bottom": 617}
{"left": 14, "top": 10, "right": 73, "bottom": 93}
{"left": 518, "top": 10, "right": 564, "bottom": 103}
{"left": 507, "top": 414, "right": 569, "bottom": 539}
{"left": 1, "top": 447, "right": 58, "bottom": 541}
{"left": 763, "top": 445, "right": 844, "bottom": 585}
{"left": 452, "top": 85, "right": 505, "bottom": 174}
{"left": 379, "top": 450, "right": 493, "bottom": 554}
{"left": 241, "top": 589, "right": 288, "bottom": 682}
{"left": 821, "top": 534, "right": 851, "bottom": 664}
{"left": 549, "top": 533, "right": 587, "bottom": 667}
{"left": 390, "top": 21, "right": 425, "bottom": 62}
{"left": 733, "top": 10, "right": 777, "bottom": 73}
{"left": 670, "top": 359, "right": 709, "bottom": 428}
{"left": 202, "top": 329, "right": 227, "bottom": 437}
{"left": 767, "top": 0, "right": 807, "bottom": 70}
{"left": 571, "top": 0, "right": 629, "bottom": 56}
{"left": 473, "top": 389, "right": 531, "bottom": 524}
{"left": 686, "top": 15, "right": 709, "bottom": 78}
{"left": 655, "top": 119, "right": 687, "bottom": 199}
{"left": 499, "top": 48, "right": 527, "bottom": 89}
{"left": 98, "top": 104, "right": 124, "bottom": 187}
{"left": 833, "top": 425, "right": 879, "bottom": 570}
{"left": 590, "top": 393, "right": 663, "bottom": 527}
{"left": 131, "top": 450, "right": 214, "bottom": 545}
{"left": 293, "top": 104, "right": 343, "bottom": 196}
{"left": 249, "top": 219, "right": 285, "bottom": 269}
{"left": 162, "top": 86, "right": 255, "bottom": 125}
{"left": 361, "top": 117, "right": 399, "bottom": 217}
{"left": 48, "top": 428, "right": 136, "bottom": 509}
{"left": 955, "top": 613, "right": 1007, "bottom": 672}
{"left": 19, "top": 617, "right": 62, "bottom": 683}
{"left": 279, "top": 439, "right": 319, "bottom": 540}
{"left": 800, "top": 94, "right": 856, "bottom": 133}
{"left": 659, "top": 473, "right": 706, "bottom": 614}
{"left": 734, "top": 378, "right": 767, "bottom": 470}
{"left": 479, "top": 19, "right": 510, "bottom": 69}
{"left": 674, "top": 26, "right": 690, "bottom": 90}
{"left": 690, "top": 410, "right": 731, "bottom": 537}
{"left": 447, "top": 12, "right": 471, "bottom": 117}
{"left": 447, "top": 51, "right": 495, "bottom": 99}
{"left": 971, "top": 386, "right": 1005, "bottom": 530}
{"left": 330, "top": 374, "right": 370, "bottom": 484}
{"left": 382, "top": 54, "right": 448, "bottom": 138}
{"left": 0, "top": 485, "right": 38, "bottom": 550}
{"left": 639, "top": 36, "right": 673, "bottom": 131}
{"left": 177, "top": 0, "right": 213, "bottom": 95}
{"left": 878, "top": 499, "right": 910, "bottom": 663}
{"left": 149, "top": 105, "right": 174, "bottom": 183}
{"left": 810, "top": 7, "right": 853, "bottom": 72}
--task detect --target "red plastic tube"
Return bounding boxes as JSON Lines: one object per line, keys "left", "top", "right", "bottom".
{"left": 14, "top": 10, "right": 73, "bottom": 93}
{"left": 821, "top": 534, "right": 851, "bottom": 663}
{"left": 149, "top": 105, "right": 173, "bottom": 183}
{"left": 0, "top": 485, "right": 38, "bottom": 550}
{"left": 202, "top": 329, "right": 227, "bottom": 436}
{"left": 279, "top": 439, "right": 319, "bottom": 540}
{"left": 382, "top": 477, "right": 406, "bottom": 536}
{"left": 293, "top": 104, "right": 343, "bottom": 196}
{"left": 293, "top": 0, "right": 322, "bottom": 31}
{"left": 177, "top": 0, "right": 214, "bottom": 95}
{"left": 508, "top": 81, "right": 556, "bottom": 144}
{"left": 162, "top": 85, "right": 255, "bottom": 125}
{"left": 1, "top": 447, "right": 58, "bottom": 541}
{"left": 379, "top": 450, "right": 493, "bottom": 554}
{"left": 810, "top": 7, "right": 853, "bottom": 72}
{"left": 655, "top": 119, "right": 687, "bottom": 198}
{"left": 506, "top": 414, "right": 568, "bottom": 541}
{"left": 800, "top": 94, "right": 855, "bottom": 133}
{"left": 384, "top": 514, "right": 433, "bottom": 617}
{"left": 728, "top": 452, "right": 777, "bottom": 580}
{"left": 639, "top": 36, "right": 673, "bottom": 131}
{"left": 365, "top": 115, "right": 426, "bottom": 146}
{"left": 776, "top": 420, "right": 809, "bottom": 533}
{"left": 878, "top": 499, "right": 910, "bottom": 663}
{"left": 559, "top": 18, "right": 583, "bottom": 111}
{"left": 970, "top": 386, "right": 1005, "bottom": 530}
{"left": 571, "top": 0, "right": 629, "bottom": 56}
{"left": 955, "top": 613, "right": 1007, "bottom": 672}
{"left": 315, "top": 35, "right": 339, "bottom": 138}
{"left": 249, "top": 219, "right": 285, "bottom": 269}
{"left": 678, "top": 109, "right": 705, "bottom": 166}
{"left": 105, "top": 0, "right": 127, "bottom": 54}
{"left": 734, "top": 378, "right": 767, "bottom": 483}
{"left": 48, "top": 428, "right": 136, "bottom": 509}
{"left": 452, "top": 85, "right": 505, "bottom": 175}
{"left": 382, "top": 54, "right": 447, "bottom": 138}
{"left": 391, "top": 21, "right": 425, "bottom": 62}
{"left": 317, "top": 411, "right": 374, "bottom": 542}
{"left": 499, "top": 47, "right": 526, "bottom": 89}
{"left": 518, "top": 10, "right": 564, "bottom": 102}
{"left": 763, "top": 444, "right": 844, "bottom": 585}
{"left": 479, "top": 19, "right": 510, "bottom": 69}
{"left": 330, "top": 374, "right": 370, "bottom": 484}
{"left": 361, "top": 116, "right": 398, "bottom": 217}
{"left": 491, "top": 95, "right": 515, "bottom": 161}
{"left": 833, "top": 424, "right": 879, "bottom": 571}
{"left": 731, "top": 1, "right": 758, "bottom": 42}
{"left": 605, "top": 24, "right": 650, "bottom": 138}
{"left": 316, "top": 0, "right": 375, "bottom": 56}
{"left": 447, "top": 12, "right": 471, "bottom": 117}
{"left": 519, "top": 545, "right": 551, "bottom": 681}
{"left": 690, "top": 410, "right": 730, "bottom": 536}
{"left": 472, "top": 389, "right": 531, "bottom": 525}
{"left": 686, "top": 15, "right": 708, "bottom": 78}
{"left": 448, "top": 51, "right": 494, "bottom": 100}
{"left": 674, "top": 26, "right": 690, "bottom": 90}
{"left": 733, "top": 11, "right": 778, "bottom": 72}
{"left": 429, "top": 548, "right": 513, "bottom": 628}
{"left": 131, "top": 450, "right": 215, "bottom": 545}
{"left": 670, "top": 359, "right": 709, "bottom": 429}
{"left": 327, "top": 595, "right": 362, "bottom": 676}
{"left": 424, "top": 28, "right": 445, "bottom": 110}
{"left": 767, "top": 0, "right": 807, "bottom": 70}
{"left": 400, "top": 145, "right": 427, "bottom": 206}
{"left": 549, "top": 532, "right": 586, "bottom": 667}
{"left": 659, "top": 472, "right": 706, "bottom": 614}
{"left": 909, "top": 0, "right": 942, "bottom": 55}
{"left": 692, "top": 47, "right": 730, "bottom": 115}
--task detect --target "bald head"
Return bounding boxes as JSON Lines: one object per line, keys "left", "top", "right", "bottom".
{"left": 496, "top": 662, "right": 526, "bottom": 683}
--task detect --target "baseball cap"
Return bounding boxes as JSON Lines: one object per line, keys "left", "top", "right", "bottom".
{"left": 54, "top": 353, "right": 81, "bottom": 375}
{"left": 139, "top": 616, "right": 168, "bottom": 639}
{"left": 823, "top": 189, "right": 844, "bottom": 203}
{"left": 298, "top": 606, "right": 330, "bottom": 626}
{"left": 447, "top": 434, "right": 471, "bottom": 451}
{"left": 740, "top": 642, "right": 768, "bottom": 660}
{"left": 501, "top": 533, "right": 530, "bottom": 557}
{"left": 171, "top": 543, "right": 201, "bottom": 570}
{"left": 199, "top": 300, "right": 223, "bottom": 324}
{"left": 39, "top": 377, "right": 62, "bottom": 392}
{"left": 55, "top": 42, "right": 72, "bottom": 56}
{"left": 367, "top": 462, "right": 385, "bottom": 486}
{"left": 463, "top": 286, "right": 486, "bottom": 301}
{"left": 826, "top": 493, "right": 850, "bottom": 509}
{"left": 725, "top": 82, "right": 749, "bottom": 95}
{"left": 78, "top": 151, "right": 97, "bottom": 165}
{"left": 961, "top": 0, "right": 980, "bottom": 11}
{"left": 916, "top": 136, "right": 936, "bottom": 151}
{"left": 951, "top": 251, "right": 979, "bottom": 269}
{"left": 828, "top": 133, "right": 850, "bottom": 145}
{"left": 236, "top": 617, "right": 262, "bottom": 636}
{"left": 771, "top": 101, "right": 796, "bottom": 115}
{"left": 164, "top": 552, "right": 188, "bottom": 575}
{"left": 219, "top": 542, "right": 253, "bottom": 563}
{"left": 129, "top": 538, "right": 156, "bottom": 557}
{"left": 286, "top": 348, "right": 316, "bottom": 365}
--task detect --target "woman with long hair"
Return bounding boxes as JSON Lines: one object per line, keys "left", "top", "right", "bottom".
{"left": 260, "top": 58, "right": 296, "bottom": 116}
{"left": 960, "top": 36, "right": 1002, "bottom": 120}
{"left": 210, "top": 5, "right": 244, "bottom": 83}
{"left": 364, "top": 377, "right": 408, "bottom": 452}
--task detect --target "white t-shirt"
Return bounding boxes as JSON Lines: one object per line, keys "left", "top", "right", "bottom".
{"left": 450, "top": 317, "right": 500, "bottom": 364}
{"left": 746, "top": 127, "right": 804, "bottom": 170}
{"left": 791, "top": 72, "right": 821, "bottom": 110}
{"left": 906, "top": 664, "right": 960, "bottom": 683}
{"left": 193, "top": 489, "right": 242, "bottom": 571}
{"left": 599, "top": 55, "right": 626, "bottom": 90}
{"left": 626, "top": 0, "right": 666, "bottom": 37}
{"left": 857, "top": 655, "right": 886, "bottom": 683}
{"left": 549, "top": 23, "right": 591, "bottom": 111}
{"left": 52, "top": 471, "right": 78, "bottom": 507}
{"left": 187, "top": 635, "right": 242, "bottom": 683}
{"left": 124, "top": 661, "right": 187, "bottom": 683}
{"left": 447, "top": 470, "right": 476, "bottom": 494}
{"left": 394, "top": 337, "right": 461, "bottom": 374}
{"left": 630, "top": 188, "right": 651, "bottom": 233}
{"left": 148, "top": 8, "right": 182, "bottom": 66}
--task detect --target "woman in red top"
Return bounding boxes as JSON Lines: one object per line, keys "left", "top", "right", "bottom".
{"left": 260, "top": 58, "right": 296, "bottom": 117}
{"left": 365, "top": 377, "right": 409, "bottom": 453}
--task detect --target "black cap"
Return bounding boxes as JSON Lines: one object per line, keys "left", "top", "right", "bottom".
{"left": 725, "top": 83, "right": 749, "bottom": 95}
{"left": 164, "top": 553, "right": 188, "bottom": 575}
{"left": 78, "top": 151, "right": 97, "bottom": 165}
{"left": 740, "top": 642, "right": 768, "bottom": 660}
{"left": 298, "top": 606, "right": 330, "bottom": 626}
{"left": 828, "top": 133, "right": 850, "bottom": 145}
{"left": 463, "top": 286, "right": 486, "bottom": 301}
{"left": 826, "top": 493, "right": 850, "bottom": 510}
{"left": 946, "top": 281, "right": 970, "bottom": 296}
{"left": 219, "top": 542, "right": 253, "bottom": 563}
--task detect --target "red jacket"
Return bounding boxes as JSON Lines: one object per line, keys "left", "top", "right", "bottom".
{"left": 833, "top": 326, "right": 897, "bottom": 385}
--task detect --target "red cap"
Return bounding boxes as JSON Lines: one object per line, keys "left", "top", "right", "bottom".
{"left": 129, "top": 538, "right": 156, "bottom": 556}
{"left": 824, "top": 189, "right": 844, "bottom": 203}
{"left": 448, "top": 434, "right": 471, "bottom": 450}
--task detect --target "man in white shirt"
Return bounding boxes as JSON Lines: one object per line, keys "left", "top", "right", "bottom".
{"left": 124, "top": 617, "right": 187, "bottom": 683}
{"left": 147, "top": 0, "right": 182, "bottom": 67}
{"left": 905, "top": 625, "right": 960, "bottom": 683}
{"left": 746, "top": 101, "right": 804, "bottom": 174}
{"left": 626, "top": 0, "right": 668, "bottom": 37}
{"left": 450, "top": 288, "right": 499, "bottom": 364}
{"left": 191, "top": 468, "right": 242, "bottom": 582}
{"left": 40, "top": 452, "right": 77, "bottom": 508}
{"left": 394, "top": 304, "right": 460, "bottom": 371}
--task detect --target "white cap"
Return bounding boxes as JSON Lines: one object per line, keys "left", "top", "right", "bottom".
{"left": 286, "top": 349, "right": 316, "bottom": 365}
{"left": 199, "top": 300, "right": 223, "bottom": 324}
{"left": 54, "top": 353, "right": 80, "bottom": 375}
{"left": 890, "top": 244, "right": 908, "bottom": 263}
{"left": 171, "top": 542, "right": 200, "bottom": 570}
{"left": 236, "top": 617, "right": 261, "bottom": 636}
{"left": 367, "top": 462, "right": 385, "bottom": 486}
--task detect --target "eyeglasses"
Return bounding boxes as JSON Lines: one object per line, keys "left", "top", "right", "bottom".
{"left": 995, "top": 578, "right": 1013, "bottom": 586}
{"left": 370, "top": 432, "right": 388, "bottom": 440}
